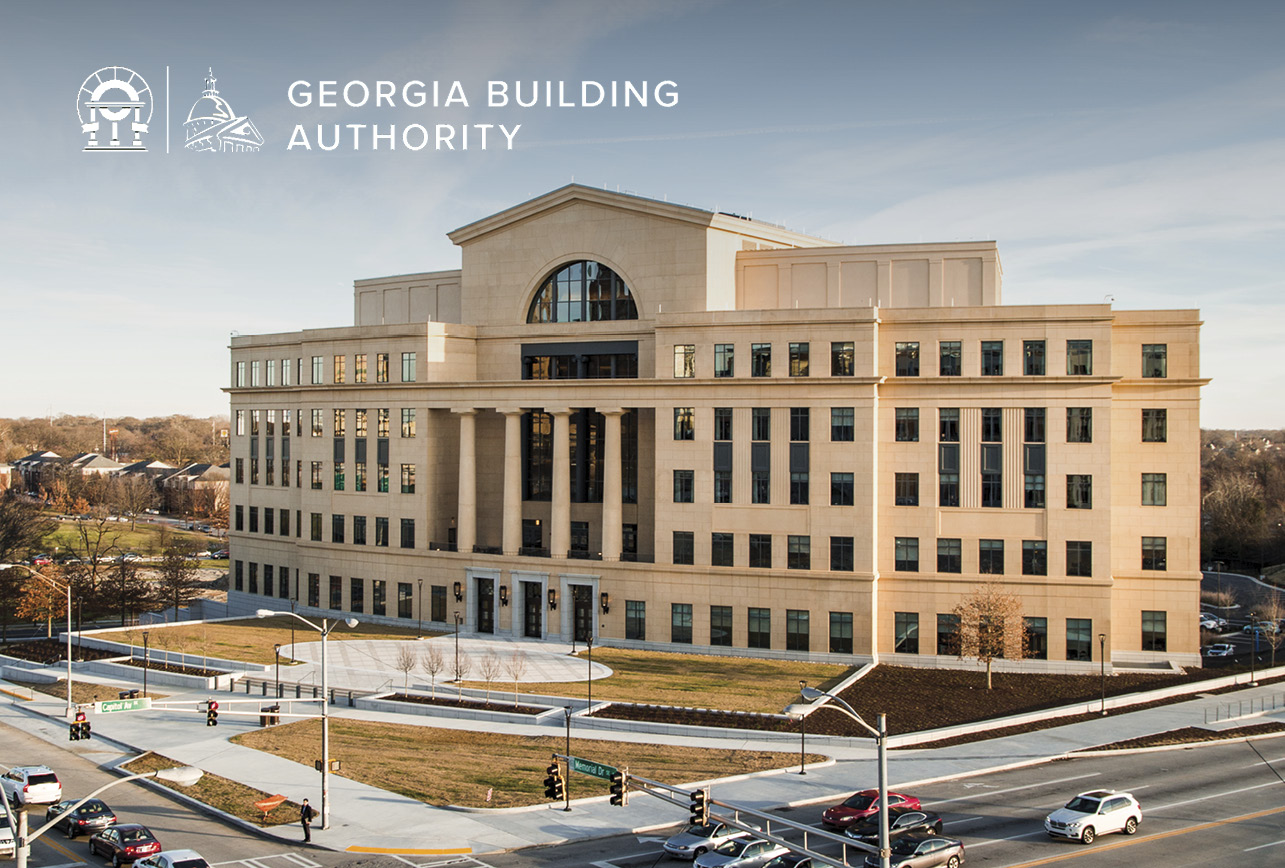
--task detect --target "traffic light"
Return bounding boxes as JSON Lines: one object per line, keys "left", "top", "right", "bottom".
{"left": 206, "top": 700, "right": 219, "bottom": 727}
{"left": 689, "top": 788, "right": 709, "bottom": 825}
{"left": 609, "top": 770, "right": 626, "bottom": 807}
{"left": 81, "top": 718, "right": 92, "bottom": 740}
{"left": 69, "top": 722, "right": 80, "bottom": 741}
{"left": 70, "top": 712, "right": 89, "bottom": 741}
{"left": 543, "top": 762, "right": 565, "bottom": 800}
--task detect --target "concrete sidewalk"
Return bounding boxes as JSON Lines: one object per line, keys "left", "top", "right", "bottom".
{"left": 5, "top": 669, "right": 1285, "bottom": 857}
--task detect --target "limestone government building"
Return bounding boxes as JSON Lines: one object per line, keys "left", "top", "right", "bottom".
{"left": 226, "top": 185, "right": 1205, "bottom": 671}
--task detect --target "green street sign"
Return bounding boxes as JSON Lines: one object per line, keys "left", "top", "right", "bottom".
{"left": 570, "top": 757, "right": 617, "bottom": 780}
{"left": 94, "top": 697, "right": 153, "bottom": 714}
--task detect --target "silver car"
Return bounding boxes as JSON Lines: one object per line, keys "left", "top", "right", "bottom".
{"left": 135, "top": 849, "right": 211, "bottom": 868}
{"left": 2, "top": 766, "right": 62, "bottom": 806}
{"left": 694, "top": 837, "right": 789, "bottom": 868}
{"left": 664, "top": 823, "right": 757, "bottom": 860}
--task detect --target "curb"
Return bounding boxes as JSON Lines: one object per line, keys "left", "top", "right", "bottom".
{"left": 1066, "top": 727, "right": 1285, "bottom": 757}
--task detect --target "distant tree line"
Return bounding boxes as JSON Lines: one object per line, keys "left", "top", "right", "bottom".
{"left": 0, "top": 414, "right": 229, "bottom": 467}
{"left": 1202, "top": 429, "right": 1285, "bottom": 574}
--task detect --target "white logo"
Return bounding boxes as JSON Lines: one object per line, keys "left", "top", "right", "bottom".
{"left": 78, "top": 66, "right": 152, "bottom": 151}
{"left": 185, "top": 68, "right": 264, "bottom": 153}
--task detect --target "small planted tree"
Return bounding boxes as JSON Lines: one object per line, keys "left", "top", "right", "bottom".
{"left": 952, "top": 582, "right": 1028, "bottom": 689}
{"left": 394, "top": 644, "right": 418, "bottom": 692}
{"left": 452, "top": 649, "right": 472, "bottom": 699}
{"left": 505, "top": 649, "right": 529, "bottom": 705}
{"left": 478, "top": 650, "right": 503, "bottom": 705}
{"left": 1253, "top": 593, "right": 1285, "bottom": 669}
{"left": 419, "top": 644, "right": 445, "bottom": 699}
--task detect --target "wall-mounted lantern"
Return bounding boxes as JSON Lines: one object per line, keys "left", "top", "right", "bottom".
{"left": 547, "top": 588, "right": 557, "bottom": 610}
{"left": 453, "top": 581, "right": 463, "bottom": 602}
{"left": 600, "top": 592, "right": 610, "bottom": 614}
{"left": 499, "top": 585, "right": 509, "bottom": 606}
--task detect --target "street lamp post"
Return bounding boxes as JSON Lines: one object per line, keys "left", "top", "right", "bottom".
{"left": 453, "top": 610, "right": 462, "bottom": 691}
{"left": 0, "top": 565, "right": 73, "bottom": 717}
{"left": 274, "top": 643, "right": 282, "bottom": 698}
{"left": 1098, "top": 633, "right": 1107, "bottom": 716}
{"left": 563, "top": 704, "right": 572, "bottom": 812}
{"left": 1250, "top": 612, "right": 1260, "bottom": 686}
{"left": 1215, "top": 559, "right": 1224, "bottom": 602}
{"left": 142, "top": 631, "right": 150, "bottom": 698}
{"left": 586, "top": 635, "right": 593, "bottom": 712}
{"left": 10, "top": 764, "right": 201, "bottom": 868}
{"left": 416, "top": 578, "right": 423, "bottom": 639}
{"left": 797, "top": 681, "right": 807, "bottom": 775}
{"left": 786, "top": 687, "right": 890, "bottom": 868}
{"left": 257, "top": 608, "right": 358, "bottom": 832}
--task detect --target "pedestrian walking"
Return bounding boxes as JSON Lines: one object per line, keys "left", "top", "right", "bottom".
{"left": 300, "top": 798, "right": 316, "bottom": 842}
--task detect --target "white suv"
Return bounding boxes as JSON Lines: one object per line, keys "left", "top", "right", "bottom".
{"left": 1045, "top": 790, "right": 1141, "bottom": 844}
{"left": 1, "top": 766, "right": 63, "bottom": 807}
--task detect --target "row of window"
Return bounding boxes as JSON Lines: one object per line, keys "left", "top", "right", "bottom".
{"left": 668, "top": 532, "right": 1167, "bottom": 573}
{"left": 674, "top": 405, "right": 1169, "bottom": 445}
{"left": 889, "top": 612, "right": 1166, "bottom": 658}
{"left": 234, "top": 408, "right": 416, "bottom": 439}
{"left": 672, "top": 341, "right": 1169, "bottom": 379}
{"left": 235, "top": 458, "right": 411, "bottom": 493}
{"left": 234, "top": 352, "right": 417, "bottom": 388}
{"left": 233, "top": 507, "right": 415, "bottom": 548}
{"left": 233, "top": 562, "right": 448, "bottom": 620}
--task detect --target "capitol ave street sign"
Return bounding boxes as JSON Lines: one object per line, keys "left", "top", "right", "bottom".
{"left": 570, "top": 757, "right": 617, "bottom": 780}
{"left": 94, "top": 697, "right": 153, "bottom": 714}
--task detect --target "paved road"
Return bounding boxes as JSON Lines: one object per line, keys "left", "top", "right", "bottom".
{"left": 477, "top": 734, "right": 1285, "bottom": 867}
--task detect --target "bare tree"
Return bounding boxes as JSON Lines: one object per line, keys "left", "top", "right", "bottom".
{"left": 111, "top": 476, "right": 159, "bottom": 531}
{"left": 419, "top": 644, "right": 445, "bottom": 699}
{"left": 154, "top": 535, "right": 203, "bottom": 619}
{"left": 478, "top": 650, "right": 503, "bottom": 704}
{"left": 1252, "top": 592, "right": 1285, "bottom": 669}
{"left": 15, "top": 569, "right": 67, "bottom": 638}
{"left": 952, "top": 582, "right": 1029, "bottom": 689}
{"left": 0, "top": 494, "right": 58, "bottom": 564}
{"left": 0, "top": 567, "right": 23, "bottom": 642}
{"left": 451, "top": 649, "right": 472, "bottom": 694}
{"left": 394, "top": 644, "right": 418, "bottom": 692}
{"left": 505, "top": 649, "right": 529, "bottom": 705}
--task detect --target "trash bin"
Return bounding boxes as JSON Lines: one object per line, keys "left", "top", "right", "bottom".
{"left": 118, "top": 689, "right": 139, "bottom": 700}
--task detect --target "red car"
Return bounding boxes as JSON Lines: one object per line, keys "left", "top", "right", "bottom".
{"left": 88, "top": 824, "right": 161, "bottom": 867}
{"left": 822, "top": 790, "right": 921, "bottom": 828}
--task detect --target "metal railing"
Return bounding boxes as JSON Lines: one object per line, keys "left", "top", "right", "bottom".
{"left": 1205, "top": 691, "right": 1285, "bottom": 724}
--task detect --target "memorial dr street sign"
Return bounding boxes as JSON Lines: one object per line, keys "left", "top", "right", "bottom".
{"left": 570, "top": 757, "right": 617, "bottom": 780}
{"left": 94, "top": 697, "right": 153, "bottom": 714}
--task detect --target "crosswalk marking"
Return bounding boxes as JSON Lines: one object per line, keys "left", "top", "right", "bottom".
{"left": 211, "top": 854, "right": 320, "bottom": 868}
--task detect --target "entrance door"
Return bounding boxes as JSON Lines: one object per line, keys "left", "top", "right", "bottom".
{"left": 522, "top": 581, "right": 543, "bottom": 638}
{"left": 476, "top": 577, "right": 494, "bottom": 634}
{"left": 572, "top": 585, "right": 593, "bottom": 643}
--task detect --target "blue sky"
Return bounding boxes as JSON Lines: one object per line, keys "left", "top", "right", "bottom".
{"left": 3, "top": 0, "right": 1282, "bottom": 427}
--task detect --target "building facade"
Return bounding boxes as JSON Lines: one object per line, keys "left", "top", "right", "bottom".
{"left": 227, "top": 185, "right": 1205, "bottom": 670}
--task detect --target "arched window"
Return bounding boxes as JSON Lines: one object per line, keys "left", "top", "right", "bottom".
{"left": 527, "top": 260, "right": 638, "bottom": 323}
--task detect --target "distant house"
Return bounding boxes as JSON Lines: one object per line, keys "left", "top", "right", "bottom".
{"left": 118, "top": 459, "right": 177, "bottom": 479}
{"left": 12, "top": 450, "right": 62, "bottom": 492}
{"left": 66, "top": 453, "right": 125, "bottom": 476}
{"left": 0, "top": 463, "right": 11, "bottom": 492}
{"left": 162, "top": 462, "right": 230, "bottom": 514}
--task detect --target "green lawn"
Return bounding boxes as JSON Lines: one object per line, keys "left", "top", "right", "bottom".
{"left": 42, "top": 519, "right": 219, "bottom": 557}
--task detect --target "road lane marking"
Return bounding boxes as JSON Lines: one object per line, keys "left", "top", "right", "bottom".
{"left": 960, "top": 829, "right": 1047, "bottom": 848}
{"left": 344, "top": 848, "right": 472, "bottom": 856}
{"left": 932, "top": 772, "right": 1101, "bottom": 806}
{"left": 999, "top": 803, "right": 1285, "bottom": 867}
{"left": 40, "top": 834, "right": 86, "bottom": 864}
{"left": 1146, "top": 779, "right": 1282, "bottom": 813}
{"left": 1245, "top": 838, "right": 1285, "bottom": 851}
{"left": 279, "top": 856, "right": 321, "bottom": 868}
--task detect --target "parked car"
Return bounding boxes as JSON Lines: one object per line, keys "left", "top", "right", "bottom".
{"left": 32, "top": 554, "right": 53, "bottom": 565}
{"left": 1203, "top": 643, "right": 1236, "bottom": 657}
{"left": 210, "top": 550, "right": 229, "bottom": 559}
{"left": 135, "top": 849, "right": 211, "bottom": 868}
{"left": 1243, "top": 621, "right": 1281, "bottom": 636}
{"left": 88, "top": 824, "right": 162, "bottom": 866}
{"left": 45, "top": 798, "right": 117, "bottom": 838}
{"left": 822, "top": 790, "right": 921, "bottom": 828}
{"left": 1044, "top": 790, "right": 1141, "bottom": 844}
{"left": 863, "top": 834, "right": 964, "bottom": 868}
{"left": 0, "top": 797, "right": 15, "bottom": 858}
{"left": 845, "top": 807, "right": 943, "bottom": 843}
{"left": 664, "top": 822, "right": 759, "bottom": 860}
{"left": 1199, "top": 614, "right": 1228, "bottom": 630}
{"left": 2, "top": 766, "right": 62, "bottom": 806}
{"left": 693, "top": 837, "right": 789, "bottom": 868}
{"left": 761, "top": 855, "right": 812, "bottom": 868}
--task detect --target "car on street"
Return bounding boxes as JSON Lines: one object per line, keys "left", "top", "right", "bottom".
{"left": 0, "top": 797, "right": 15, "bottom": 857}
{"left": 135, "top": 849, "right": 211, "bottom": 868}
{"left": 210, "top": 550, "right": 229, "bottom": 559}
{"left": 845, "top": 807, "right": 944, "bottom": 843}
{"left": 32, "top": 554, "right": 53, "bottom": 565}
{"left": 664, "top": 822, "right": 759, "bottom": 859}
{"left": 1203, "top": 643, "right": 1236, "bottom": 657}
{"left": 1243, "top": 622, "right": 1281, "bottom": 636}
{"left": 44, "top": 798, "right": 117, "bottom": 838}
{"left": 2, "top": 765, "right": 63, "bottom": 806}
{"left": 1200, "top": 613, "right": 1228, "bottom": 631}
{"left": 822, "top": 789, "right": 921, "bottom": 828}
{"left": 863, "top": 834, "right": 964, "bottom": 868}
{"left": 693, "top": 836, "right": 789, "bottom": 868}
{"left": 1044, "top": 790, "right": 1141, "bottom": 844}
{"left": 88, "top": 823, "right": 162, "bottom": 866}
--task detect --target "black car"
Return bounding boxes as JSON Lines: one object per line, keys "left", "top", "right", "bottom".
{"left": 845, "top": 807, "right": 944, "bottom": 843}
{"left": 45, "top": 799, "right": 117, "bottom": 839}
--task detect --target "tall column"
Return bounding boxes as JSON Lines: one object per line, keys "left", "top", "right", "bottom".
{"left": 501, "top": 409, "right": 524, "bottom": 556}
{"left": 549, "top": 408, "right": 572, "bottom": 559}
{"left": 600, "top": 408, "right": 625, "bottom": 561}
{"left": 453, "top": 408, "right": 477, "bottom": 554}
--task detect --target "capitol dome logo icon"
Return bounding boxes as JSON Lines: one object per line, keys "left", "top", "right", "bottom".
{"left": 78, "top": 66, "right": 152, "bottom": 151}
{"left": 184, "top": 68, "right": 264, "bottom": 152}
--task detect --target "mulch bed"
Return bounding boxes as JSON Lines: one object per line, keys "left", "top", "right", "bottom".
{"left": 595, "top": 703, "right": 795, "bottom": 732}
{"left": 388, "top": 692, "right": 550, "bottom": 715}
{"left": 119, "top": 658, "right": 228, "bottom": 677}
{"left": 1, "top": 640, "right": 120, "bottom": 664}
{"left": 1085, "top": 721, "right": 1285, "bottom": 750}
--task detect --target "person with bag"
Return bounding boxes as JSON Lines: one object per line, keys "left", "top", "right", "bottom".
{"left": 300, "top": 798, "right": 316, "bottom": 842}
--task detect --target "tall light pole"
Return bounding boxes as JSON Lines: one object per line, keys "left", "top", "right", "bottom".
{"left": 257, "top": 608, "right": 358, "bottom": 831}
{"left": 416, "top": 578, "right": 424, "bottom": 639}
{"left": 563, "top": 705, "right": 572, "bottom": 812}
{"left": 453, "top": 610, "right": 462, "bottom": 690}
{"left": 274, "top": 643, "right": 282, "bottom": 698}
{"left": 1214, "top": 559, "right": 1224, "bottom": 602}
{"left": 1249, "top": 611, "right": 1260, "bottom": 687}
{"left": 1098, "top": 633, "right": 1107, "bottom": 716}
{"left": 797, "top": 681, "right": 807, "bottom": 775}
{"left": 0, "top": 565, "right": 72, "bottom": 717}
{"left": 586, "top": 634, "right": 593, "bottom": 712}
{"left": 142, "top": 631, "right": 150, "bottom": 698}
{"left": 786, "top": 687, "right": 890, "bottom": 868}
